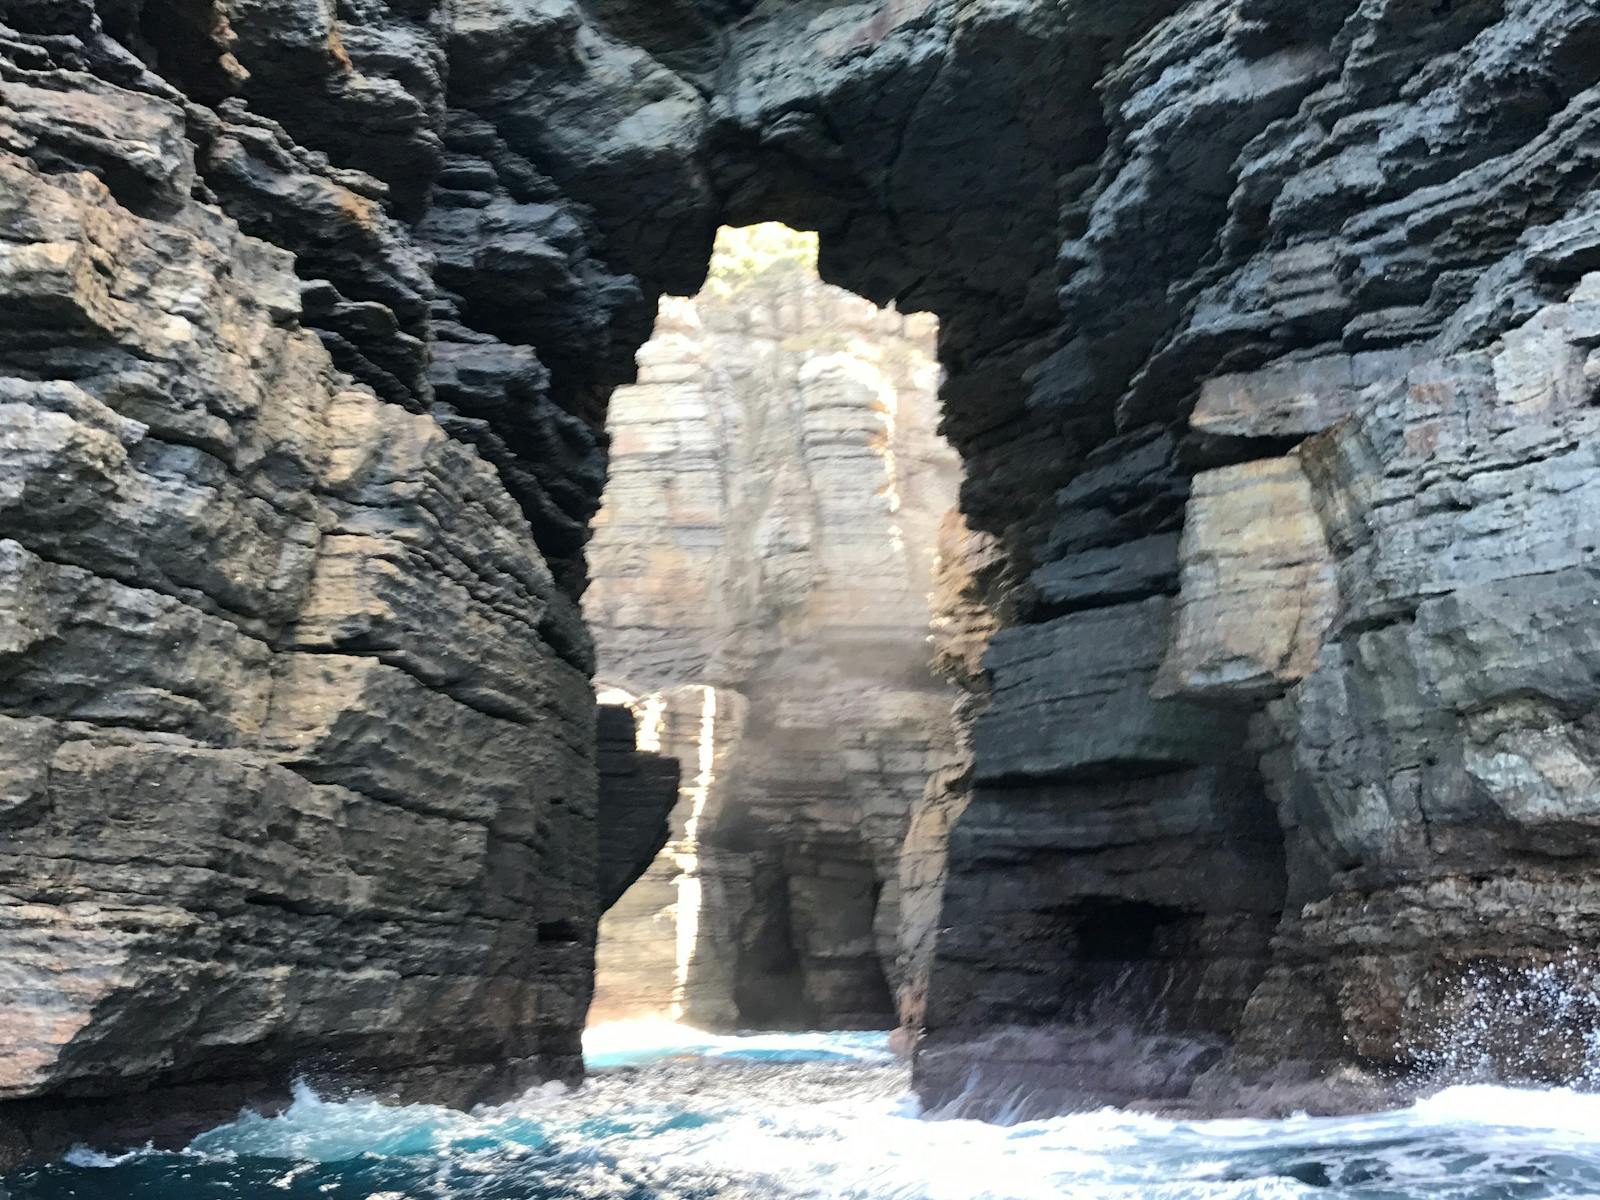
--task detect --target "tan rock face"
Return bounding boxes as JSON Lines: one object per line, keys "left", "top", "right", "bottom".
{"left": 1191, "top": 352, "right": 1420, "bottom": 441}
{"left": 894, "top": 510, "right": 1005, "bottom": 1037}
{"left": 589, "top": 683, "right": 748, "bottom": 1027}
{"left": 587, "top": 225, "right": 960, "bottom": 1030}
{"left": 1155, "top": 456, "right": 1336, "bottom": 704}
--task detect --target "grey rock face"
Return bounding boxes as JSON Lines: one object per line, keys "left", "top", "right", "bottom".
{"left": 0, "top": 3, "right": 658, "bottom": 1161}
{"left": 907, "top": 0, "right": 1600, "bottom": 1115}
{"left": 1238, "top": 279, "right": 1600, "bottom": 1084}
{"left": 0, "top": 0, "right": 1598, "bottom": 1146}
{"left": 974, "top": 598, "right": 1252, "bottom": 783}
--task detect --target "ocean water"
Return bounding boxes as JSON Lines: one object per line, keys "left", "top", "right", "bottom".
{"left": 6, "top": 1022, "right": 1600, "bottom": 1199}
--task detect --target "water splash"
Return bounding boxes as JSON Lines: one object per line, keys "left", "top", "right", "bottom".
{"left": 1405, "top": 957, "right": 1600, "bottom": 1088}
{"left": 583, "top": 1018, "right": 898, "bottom": 1069}
{"left": 183, "top": 1080, "right": 551, "bottom": 1162}
{"left": 9, "top": 1030, "right": 1600, "bottom": 1199}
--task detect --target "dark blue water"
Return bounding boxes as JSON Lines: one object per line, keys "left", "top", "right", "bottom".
{"left": 7, "top": 1024, "right": 1600, "bottom": 1198}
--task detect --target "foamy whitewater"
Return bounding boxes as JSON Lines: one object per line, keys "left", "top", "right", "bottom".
{"left": 7, "top": 1023, "right": 1600, "bottom": 1198}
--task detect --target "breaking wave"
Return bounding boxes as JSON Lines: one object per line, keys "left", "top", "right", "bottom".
{"left": 5, "top": 1025, "right": 1600, "bottom": 1198}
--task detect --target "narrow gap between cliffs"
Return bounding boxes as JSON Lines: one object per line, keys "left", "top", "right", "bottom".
{"left": 582, "top": 224, "right": 961, "bottom": 1041}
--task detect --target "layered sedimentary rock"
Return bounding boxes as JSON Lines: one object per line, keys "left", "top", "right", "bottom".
{"left": 0, "top": 156, "right": 601, "bottom": 1154}
{"left": 587, "top": 225, "right": 960, "bottom": 1030}
{"left": 0, "top": 0, "right": 1597, "bottom": 1145}
{"left": 911, "top": 3, "right": 1600, "bottom": 1115}
{"left": 893, "top": 508, "right": 1007, "bottom": 1041}
{"left": 0, "top": 0, "right": 675, "bottom": 1160}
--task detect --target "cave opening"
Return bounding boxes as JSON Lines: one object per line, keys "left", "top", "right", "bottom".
{"left": 584, "top": 223, "right": 961, "bottom": 1034}
{"left": 732, "top": 862, "right": 812, "bottom": 1029}
{"left": 1072, "top": 898, "right": 1185, "bottom": 964}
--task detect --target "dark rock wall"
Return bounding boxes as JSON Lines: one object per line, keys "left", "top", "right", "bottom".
{"left": 596, "top": 704, "right": 680, "bottom": 912}
{"left": 0, "top": 0, "right": 656, "bottom": 1159}
{"left": 0, "top": 0, "right": 1597, "bottom": 1142}
{"left": 910, "top": 0, "right": 1600, "bottom": 1114}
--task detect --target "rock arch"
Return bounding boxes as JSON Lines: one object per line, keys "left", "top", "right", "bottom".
{"left": 1, "top": 0, "right": 1599, "bottom": 1154}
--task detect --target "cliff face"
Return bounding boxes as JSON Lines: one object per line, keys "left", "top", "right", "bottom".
{"left": 902, "top": 3, "right": 1600, "bottom": 1114}
{"left": 894, "top": 508, "right": 1007, "bottom": 1042}
{"left": 0, "top": 95, "right": 605, "bottom": 1152}
{"left": 0, "top": 0, "right": 1597, "bottom": 1146}
{"left": 587, "top": 225, "right": 959, "bottom": 1030}
{"left": 0, "top": 0, "right": 679, "bottom": 1159}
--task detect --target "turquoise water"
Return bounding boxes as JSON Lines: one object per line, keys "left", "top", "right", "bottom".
{"left": 6, "top": 1024, "right": 1600, "bottom": 1198}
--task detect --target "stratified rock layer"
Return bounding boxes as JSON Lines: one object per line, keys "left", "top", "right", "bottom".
{"left": 0, "top": 105, "right": 604, "bottom": 1158}
{"left": 0, "top": 0, "right": 659, "bottom": 1160}
{"left": 0, "top": 0, "right": 1598, "bottom": 1144}
{"left": 587, "top": 225, "right": 959, "bottom": 1030}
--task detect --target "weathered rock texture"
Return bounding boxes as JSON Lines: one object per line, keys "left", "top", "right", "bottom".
{"left": 587, "top": 225, "right": 960, "bottom": 1030}
{"left": 1, "top": 0, "right": 1598, "bottom": 1145}
{"left": 0, "top": 0, "right": 677, "bottom": 1160}
{"left": 894, "top": 508, "right": 1008, "bottom": 1042}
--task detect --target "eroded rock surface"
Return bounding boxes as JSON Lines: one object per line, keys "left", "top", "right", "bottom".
{"left": 0, "top": 0, "right": 1598, "bottom": 1145}
{"left": 0, "top": 0, "right": 657, "bottom": 1160}
{"left": 587, "top": 225, "right": 959, "bottom": 1030}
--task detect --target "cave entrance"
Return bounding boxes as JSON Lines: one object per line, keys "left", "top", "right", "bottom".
{"left": 732, "top": 843, "right": 897, "bottom": 1031}
{"left": 583, "top": 224, "right": 959, "bottom": 1033}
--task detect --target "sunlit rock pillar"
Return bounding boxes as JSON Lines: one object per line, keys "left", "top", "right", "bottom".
{"left": 585, "top": 224, "right": 960, "bottom": 1030}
